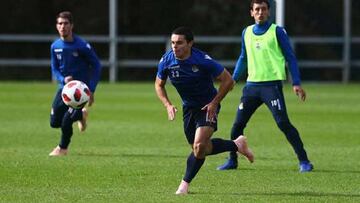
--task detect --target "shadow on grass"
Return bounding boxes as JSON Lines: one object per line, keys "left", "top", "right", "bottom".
{"left": 216, "top": 166, "right": 360, "bottom": 174}
{"left": 193, "top": 191, "right": 360, "bottom": 198}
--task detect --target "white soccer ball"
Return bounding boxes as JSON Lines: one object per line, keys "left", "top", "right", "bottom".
{"left": 61, "top": 80, "right": 90, "bottom": 109}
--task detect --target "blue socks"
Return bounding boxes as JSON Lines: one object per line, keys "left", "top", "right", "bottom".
{"left": 183, "top": 152, "right": 205, "bottom": 183}
{"left": 183, "top": 139, "right": 238, "bottom": 183}
{"left": 209, "top": 138, "right": 237, "bottom": 155}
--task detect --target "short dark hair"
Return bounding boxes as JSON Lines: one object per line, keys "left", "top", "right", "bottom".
{"left": 250, "top": 0, "right": 270, "bottom": 9}
{"left": 172, "top": 26, "right": 194, "bottom": 42}
{"left": 56, "top": 11, "right": 73, "bottom": 24}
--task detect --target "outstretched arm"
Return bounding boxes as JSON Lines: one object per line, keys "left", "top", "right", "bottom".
{"left": 155, "top": 77, "right": 177, "bottom": 121}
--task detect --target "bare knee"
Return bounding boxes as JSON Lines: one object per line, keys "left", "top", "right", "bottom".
{"left": 193, "top": 142, "right": 207, "bottom": 158}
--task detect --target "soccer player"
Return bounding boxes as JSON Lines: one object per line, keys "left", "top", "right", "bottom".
{"left": 49, "top": 11, "right": 101, "bottom": 156}
{"left": 217, "top": 0, "right": 313, "bottom": 172}
{"left": 155, "top": 26, "right": 254, "bottom": 195}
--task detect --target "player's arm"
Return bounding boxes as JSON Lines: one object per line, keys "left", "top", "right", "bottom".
{"left": 155, "top": 77, "right": 177, "bottom": 121}
{"left": 50, "top": 47, "right": 65, "bottom": 84}
{"left": 202, "top": 69, "right": 234, "bottom": 122}
{"left": 232, "top": 28, "right": 248, "bottom": 82}
{"left": 82, "top": 43, "right": 102, "bottom": 106}
{"left": 82, "top": 43, "right": 102, "bottom": 91}
{"left": 276, "top": 27, "right": 306, "bottom": 101}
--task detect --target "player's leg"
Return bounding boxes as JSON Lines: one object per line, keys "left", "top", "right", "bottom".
{"left": 218, "top": 86, "right": 261, "bottom": 170}
{"left": 50, "top": 89, "right": 67, "bottom": 128}
{"left": 176, "top": 126, "right": 211, "bottom": 194}
{"left": 182, "top": 126, "right": 254, "bottom": 188}
{"left": 49, "top": 89, "right": 69, "bottom": 156}
{"left": 176, "top": 107, "right": 221, "bottom": 194}
{"left": 198, "top": 105, "right": 238, "bottom": 156}
{"left": 175, "top": 107, "right": 197, "bottom": 195}
{"left": 77, "top": 107, "right": 88, "bottom": 132}
{"left": 262, "top": 85, "right": 313, "bottom": 172}
{"left": 50, "top": 108, "right": 82, "bottom": 156}
{"left": 176, "top": 107, "right": 255, "bottom": 194}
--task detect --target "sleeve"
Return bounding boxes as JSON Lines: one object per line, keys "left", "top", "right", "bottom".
{"left": 50, "top": 45, "right": 65, "bottom": 85}
{"left": 156, "top": 56, "right": 168, "bottom": 80}
{"left": 202, "top": 54, "right": 224, "bottom": 78}
{"left": 276, "top": 26, "right": 301, "bottom": 86}
{"left": 232, "top": 28, "right": 248, "bottom": 82}
{"left": 82, "top": 43, "right": 102, "bottom": 92}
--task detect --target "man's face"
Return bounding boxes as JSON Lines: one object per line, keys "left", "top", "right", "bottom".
{"left": 250, "top": 2, "right": 270, "bottom": 24}
{"left": 171, "top": 34, "right": 192, "bottom": 60}
{"left": 56, "top": 17, "right": 73, "bottom": 39}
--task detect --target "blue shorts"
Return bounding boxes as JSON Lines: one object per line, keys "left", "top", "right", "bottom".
{"left": 231, "top": 83, "right": 291, "bottom": 136}
{"left": 182, "top": 105, "right": 220, "bottom": 144}
{"left": 50, "top": 89, "right": 83, "bottom": 128}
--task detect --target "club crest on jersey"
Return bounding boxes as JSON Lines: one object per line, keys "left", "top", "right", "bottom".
{"left": 204, "top": 54, "right": 212, "bottom": 60}
{"left": 72, "top": 51, "right": 79, "bottom": 57}
{"left": 238, "top": 102, "right": 243, "bottom": 110}
{"left": 192, "top": 65, "right": 199, "bottom": 72}
{"left": 56, "top": 54, "right": 62, "bottom": 60}
{"left": 255, "top": 42, "right": 261, "bottom": 50}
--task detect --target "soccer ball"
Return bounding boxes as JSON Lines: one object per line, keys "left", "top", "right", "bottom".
{"left": 61, "top": 80, "right": 91, "bottom": 109}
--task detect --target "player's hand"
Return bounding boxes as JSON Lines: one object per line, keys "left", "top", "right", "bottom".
{"left": 88, "top": 93, "right": 94, "bottom": 106}
{"left": 64, "top": 76, "right": 73, "bottom": 84}
{"left": 166, "top": 104, "right": 177, "bottom": 121}
{"left": 293, "top": 85, "right": 306, "bottom": 101}
{"left": 201, "top": 102, "right": 218, "bottom": 123}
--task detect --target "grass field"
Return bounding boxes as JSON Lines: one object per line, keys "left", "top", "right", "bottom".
{"left": 0, "top": 82, "right": 359, "bottom": 202}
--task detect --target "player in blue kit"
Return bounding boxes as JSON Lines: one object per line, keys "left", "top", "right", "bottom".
{"left": 155, "top": 26, "right": 254, "bottom": 195}
{"left": 49, "top": 11, "right": 101, "bottom": 156}
{"left": 217, "top": 0, "right": 313, "bottom": 172}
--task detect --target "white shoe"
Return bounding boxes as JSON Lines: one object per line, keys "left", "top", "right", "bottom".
{"left": 49, "top": 146, "right": 68, "bottom": 156}
{"left": 175, "top": 180, "right": 189, "bottom": 195}
{"left": 77, "top": 108, "right": 88, "bottom": 132}
{"left": 233, "top": 136, "right": 254, "bottom": 163}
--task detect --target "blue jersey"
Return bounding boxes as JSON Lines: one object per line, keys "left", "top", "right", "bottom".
{"left": 233, "top": 21, "right": 301, "bottom": 86}
{"left": 50, "top": 35, "right": 101, "bottom": 92}
{"left": 157, "top": 47, "right": 224, "bottom": 108}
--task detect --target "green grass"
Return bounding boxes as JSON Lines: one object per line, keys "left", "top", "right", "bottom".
{"left": 0, "top": 82, "right": 359, "bottom": 202}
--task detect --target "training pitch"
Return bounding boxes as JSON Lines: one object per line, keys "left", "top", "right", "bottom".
{"left": 0, "top": 82, "right": 359, "bottom": 202}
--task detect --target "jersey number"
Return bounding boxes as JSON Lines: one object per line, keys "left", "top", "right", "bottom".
{"left": 171, "top": 70, "right": 180, "bottom": 78}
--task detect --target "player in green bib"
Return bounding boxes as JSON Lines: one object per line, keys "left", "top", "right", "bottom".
{"left": 218, "top": 0, "right": 313, "bottom": 172}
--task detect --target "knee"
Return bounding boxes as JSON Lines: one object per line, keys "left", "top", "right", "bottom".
{"left": 193, "top": 142, "right": 206, "bottom": 158}
{"left": 50, "top": 120, "right": 61, "bottom": 128}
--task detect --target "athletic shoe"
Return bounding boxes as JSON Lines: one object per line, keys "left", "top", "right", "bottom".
{"left": 175, "top": 180, "right": 189, "bottom": 195}
{"left": 49, "top": 146, "right": 68, "bottom": 156}
{"left": 299, "top": 161, "right": 314, "bottom": 173}
{"left": 233, "top": 136, "right": 254, "bottom": 163}
{"left": 217, "top": 158, "right": 238, "bottom": 170}
{"left": 78, "top": 108, "right": 88, "bottom": 132}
